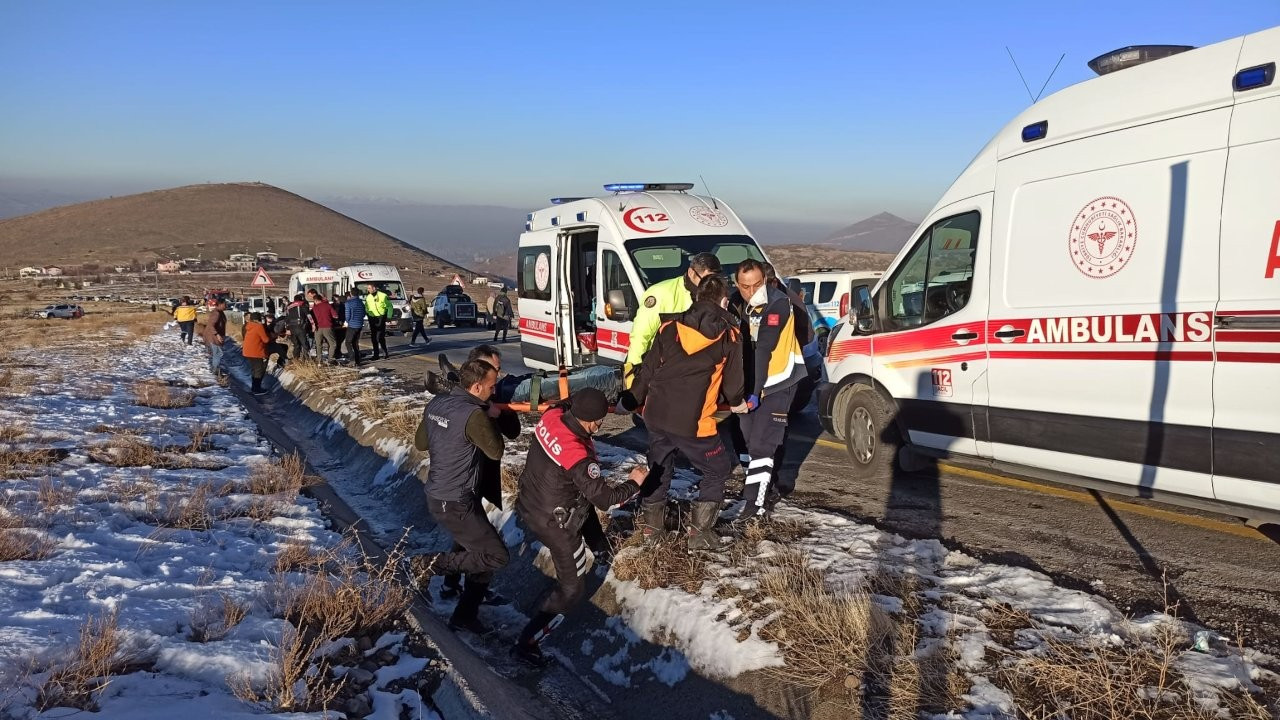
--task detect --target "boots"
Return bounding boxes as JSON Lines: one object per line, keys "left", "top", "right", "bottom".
{"left": 686, "top": 501, "right": 727, "bottom": 552}
{"left": 635, "top": 503, "right": 671, "bottom": 544}
{"left": 448, "top": 580, "right": 491, "bottom": 635}
{"left": 513, "top": 611, "right": 562, "bottom": 667}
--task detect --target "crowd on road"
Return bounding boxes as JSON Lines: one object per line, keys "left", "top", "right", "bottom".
{"left": 176, "top": 258, "right": 821, "bottom": 665}
{"left": 408, "top": 252, "right": 824, "bottom": 666}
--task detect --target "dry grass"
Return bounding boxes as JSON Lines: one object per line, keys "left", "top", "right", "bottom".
{"left": 227, "top": 623, "right": 344, "bottom": 713}
{"left": 35, "top": 610, "right": 141, "bottom": 712}
{"left": 184, "top": 423, "right": 224, "bottom": 453}
{"left": 381, "top": 409, "right": 419, "bottom": 443}
{"left": 0, "top": 527, "right": 57, "bottom": 562}
{"left": 160, "top": 483, "right": 217, "bottom": 531}
{"left": 132, "top": 380, "right": 196, "bottom": 409}
{"left": 351, "top": 387, "right": 386, "bottom": 421}
{"left": 89, "top": 435, "right": 181, "bottom": 469}
{"left": 189, "top": 592, "right": 250, "bottom": 643}
{"left": 246, "top": 453, "right": 310, "bottom": 495}
{"left": 0, "top": 425, "right": 26, "bottom": 443}
{"left": 37, "top": 476, "right": 76, "bottom": 512}
{"left": 611, "top": 532, "right": 708, "bottom": 594}
{"left": 274, "top": 540, "right": 329, "bottom": 574}
{"left": 757, "top": 549, "right": 895, "bottom": 699}
{"left": 276, "top": 534, "right": 413, "bottom": 640}
{"left": 500, "top": 465, "right": 521, "bottom": 499}
{"left": 1, "top": 445, "right": 67, "bottom": 478}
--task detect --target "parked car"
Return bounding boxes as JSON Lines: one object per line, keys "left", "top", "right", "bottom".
{"left": 36, "top": 304, "right": 84, "bottom": 319}
{"left": 432, "top": 286, "right": 478, "bottom": 328}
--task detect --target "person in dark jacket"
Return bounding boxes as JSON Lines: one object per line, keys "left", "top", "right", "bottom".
{"left": 511, "top": 389, "right": 650, "bottom": 665}
{"left": 627, "top": 275, "right": 747, "bottom": 549}
{"left": 734, "top": 259, "right": 807, "bottom": 520}
{"left": 409, "top": 359, "right": 512, "bottom": 634}
{"left": 330, "top": 293, "right": 347, "bottom": 362}
{"left": 284, "top": 293, "right": 311, "bottom": 360}
{"left": 342, "top": 289, "right": 367, "bottom": 366}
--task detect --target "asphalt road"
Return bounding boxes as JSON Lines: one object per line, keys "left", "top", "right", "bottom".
{"left": 367, "top": 323, "right": 1280, "bottom": 654}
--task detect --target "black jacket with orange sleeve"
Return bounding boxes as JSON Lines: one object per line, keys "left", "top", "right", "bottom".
{"left": 631, "top": 300, "right": 745, "bottom": 438}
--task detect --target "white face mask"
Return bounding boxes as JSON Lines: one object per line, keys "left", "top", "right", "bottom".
{"left": 748, "top": 285, "right": 768, "bottom": 307}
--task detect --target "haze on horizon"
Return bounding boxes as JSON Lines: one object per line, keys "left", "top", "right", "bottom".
{"left": 1, "top": 2, "right": 1276, "bottom": 229}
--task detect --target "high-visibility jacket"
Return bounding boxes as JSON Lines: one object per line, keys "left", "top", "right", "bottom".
{"left": 741, "top": 286, "right": 806, "bottom": 397}
{"left": 173, "top": 305, "right": 197, "bottom": 322}
{"left": 363, "top": 290, "right": 391, "bottom": 319}
{"left": 625, "top": 275, "right": 694, "bottom": 366}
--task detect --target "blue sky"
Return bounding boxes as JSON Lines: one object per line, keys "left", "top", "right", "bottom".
{"left": 1, "top": 1, "right": 1276, "bottom": 225}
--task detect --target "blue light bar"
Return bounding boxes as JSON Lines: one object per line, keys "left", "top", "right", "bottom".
{"left": 603, "top": 182, "right": 695, "bottom": 193}
{"left": 1234, "top": 62, "right": 1275, "bottom": 91}
{"left": 550, "top": 197, "right": 587, "bottom": 205}
{"left": 1022, "top": 120, "right": 1048, "bottom": 142}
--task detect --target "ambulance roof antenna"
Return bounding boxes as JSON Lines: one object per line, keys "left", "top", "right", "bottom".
{"left": 1034, "top": 53, "right": 1066, "bottom": 102}
{"left": 698, "top": 174, "right": 719, "bottom": 210}
{"left": 1005, "top": 46, "right": 1035, "bottom": 103}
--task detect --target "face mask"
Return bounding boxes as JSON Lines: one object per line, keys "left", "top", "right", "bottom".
{"left": 748, "top": 285, "right": 768, "bottom": 307}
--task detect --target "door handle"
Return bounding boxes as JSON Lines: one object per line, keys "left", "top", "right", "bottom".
{"left": 994, "top": 328, "right": 1025, "bottom": 339}
{"left": 951, "top": 331, "right": 978, "bottom": 341}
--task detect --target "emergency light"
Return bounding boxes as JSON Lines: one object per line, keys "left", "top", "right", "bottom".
{"left": 1235, "top": 63, "right": 1275, "bottom": 91}
{"left": 603, "top": 183, "right": 695, "bottom": 193}
{"left": 550, "top": 197, "right": 587, "bottom": 205}
{"left": 1022, "top": 121, "right": 1048, "bottom": 142}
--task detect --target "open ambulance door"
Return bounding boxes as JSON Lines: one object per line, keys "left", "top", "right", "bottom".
{"left": 517, "top": 238, "right": 560, "bottom": 371}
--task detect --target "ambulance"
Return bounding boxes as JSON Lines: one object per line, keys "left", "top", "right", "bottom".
{"left": 288, "top": 269, "right": 341, "bottom": 302}
{"left": 819, "top": 27, "right": 1280, "bottom": 526}
{"left": 517, "top": 183, "right": 767, "bottom": 372}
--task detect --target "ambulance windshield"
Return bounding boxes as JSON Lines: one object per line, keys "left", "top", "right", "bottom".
{"left": 625, "top": 235, "right": 764, "bottom": 289}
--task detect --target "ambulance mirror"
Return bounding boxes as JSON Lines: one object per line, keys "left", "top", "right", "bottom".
{"left": 606, "top": 289, "right": 632, "bottom": 322}
{"left": 852, "top": 285, "right": 875, "bottom": 333}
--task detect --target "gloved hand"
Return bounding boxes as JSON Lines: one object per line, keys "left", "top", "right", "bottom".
{"left": 746, "top": 394, "right": 760, "bottom": 411}
{"left": 617, "top": 390, "right": 639, "bottom": 412}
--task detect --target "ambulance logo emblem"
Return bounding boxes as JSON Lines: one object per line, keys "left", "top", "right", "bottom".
{"left": 1070, "top": 197, "right": 1136, "bottom": 279}
{"left": 689, "top": 205, "right": 729, "bottom": 227}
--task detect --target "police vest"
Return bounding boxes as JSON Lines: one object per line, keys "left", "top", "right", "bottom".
{"left": 535, "top": 408, "right": 595, "bottom": 471}
{"left": 422, "top": 388, "right": 486, "bottom": 502}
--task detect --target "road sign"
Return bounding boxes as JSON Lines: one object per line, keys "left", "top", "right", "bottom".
{"left": 450, "top": 273, "right": 464, "bottom": 286}
{"left": 250, "top": 267, "right": 275, "bottom": 288}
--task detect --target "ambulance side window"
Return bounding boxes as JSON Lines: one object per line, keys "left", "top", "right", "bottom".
{"left": 884, "top": 211, "right": 979, "bottom": 331}
{"left": 601, "top": 249, "right": 637, "bottom": 314}
{"left": 518, "top": 247, "right": 551, "bottom": 302}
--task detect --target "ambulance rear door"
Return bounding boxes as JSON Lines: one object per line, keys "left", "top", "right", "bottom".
{"left": 595, "top": 232, "right": 642, "bottom": 366}
{"left": 1212, "top": 31, "right": 1280, "bottom": 513}
{"left": 517, "top": 235, "right": 560, "bottom": 371}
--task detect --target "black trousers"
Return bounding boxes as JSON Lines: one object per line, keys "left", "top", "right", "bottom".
{"left": 345, "top": 327, "right": 363, "bottom": 364}
{"left": 178, "top": 320, "right": 196, "bottom": 345}
{"left": 287, "top": 327, "right": 306, "bottom": 359}
{"left": 739, "top": 384, "right": 797, "bottom": 509}
{"left": 411, "top": 317, "right": 429, "bottom": 344}
{"left": 427, "top": 495, "right": 509, "bottom": 583}
{"left": 493, "top": 317, "right": 509, "bottom": 342}
{"left": 522, "top": 510, "right": 606, "bottom": 616}
{"left": 332, "top": 326, "right": 346, "bottom": 358}
{"left": 644, "top": 428, "right": 734, "bottom": 505}
{"left": 367, "top": 317, "right": 388, "bottom": 357}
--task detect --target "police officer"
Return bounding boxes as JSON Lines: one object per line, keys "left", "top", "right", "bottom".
{"left": 512, "top": 389, "right": 650, "bottom": 665}
{"left": 623, "top": 252, "right": 722, "bottom": 387}
{"left": 629, "top": 275, "right": 748, "bottom": 549}
{"left": 733, "top": 259, "right": 807, "bottom": 520}
{"left": 409, "top": 359, "right": 512, "bottom": 634}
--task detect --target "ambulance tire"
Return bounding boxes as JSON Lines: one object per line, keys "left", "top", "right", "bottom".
{"left": 842, "top": 384, "right": 900, "bottom": 479}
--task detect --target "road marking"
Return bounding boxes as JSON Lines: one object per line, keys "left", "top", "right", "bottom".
{"left": 811, "top": 437, "right": 1268, "bottom": 542}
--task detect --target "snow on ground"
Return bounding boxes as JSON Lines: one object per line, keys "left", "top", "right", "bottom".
{"left": 0, "top": 330, "right": 440, "bottom": 719}
{"left": 263, "top": 362, "right": 1278, "bottom": 716}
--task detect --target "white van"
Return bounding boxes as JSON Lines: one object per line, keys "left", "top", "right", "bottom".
{"left": 288, "top": 269, "right": 341, "bottom": 303}
{"left": 819, "top": 28, "right": 1280, "bottom": 527}
{"left": 792, "top": 269, "right": 885, "bottom": 330}
{"left": 517, "top": 183, "right": 768, "bottom": 371}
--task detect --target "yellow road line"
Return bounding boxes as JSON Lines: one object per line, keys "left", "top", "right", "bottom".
{"left": 811, "top": 437, "right": 1267, "bottom": 542}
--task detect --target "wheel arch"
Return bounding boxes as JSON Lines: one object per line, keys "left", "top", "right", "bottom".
{"left": 827, "top": 372, "right": 903, "bottom": 442}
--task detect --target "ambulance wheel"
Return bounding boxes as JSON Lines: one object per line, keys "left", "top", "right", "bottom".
{"left": 842, "top": 384, "right": 900, "bottom": 478}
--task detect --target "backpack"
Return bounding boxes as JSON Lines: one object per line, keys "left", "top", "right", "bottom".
{"left": 285, "top": 303, "right": 308, "bottom": 329}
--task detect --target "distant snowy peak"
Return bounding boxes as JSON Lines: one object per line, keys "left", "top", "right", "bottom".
{"left": 822, "top": 212, "right": 917, "bottom": 253}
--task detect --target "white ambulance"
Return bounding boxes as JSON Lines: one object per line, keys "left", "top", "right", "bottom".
{"left": 819, "top": 28, "right": 1280, "bottom": 526}
{"left": 517, "top": 183, "right": 767, "bottom": 371}
{"left": 288, "top": 269, "right": 341, "bottom": 302}
{"left": 793, "top": 268, "right": 886, "bottom": 330}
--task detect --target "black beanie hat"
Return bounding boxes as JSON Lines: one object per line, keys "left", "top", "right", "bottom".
{"left": 568, "top": 388, "right": 608, "bottom": 422}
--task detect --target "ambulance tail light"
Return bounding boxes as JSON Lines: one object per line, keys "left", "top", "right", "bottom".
{"left": 839, "top": 292, "right": 850, "bottom": 320}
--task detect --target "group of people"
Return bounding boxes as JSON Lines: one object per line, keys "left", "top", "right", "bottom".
{"left": 405, "top": 251, "right": 820, "bottom": 668}
{"left": 624, "top": 252, "right": 818, "bottom": 534}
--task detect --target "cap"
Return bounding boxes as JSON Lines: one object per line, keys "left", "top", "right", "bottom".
{"left": 568, "top": 388, "right": 608, "bottom": 422}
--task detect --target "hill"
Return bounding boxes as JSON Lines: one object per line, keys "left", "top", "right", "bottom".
{"left": 822, "top": 211, "right": 918, "bottom": 253}
{"left": 0, "top": 182, "right": 475, "bottom": 292}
